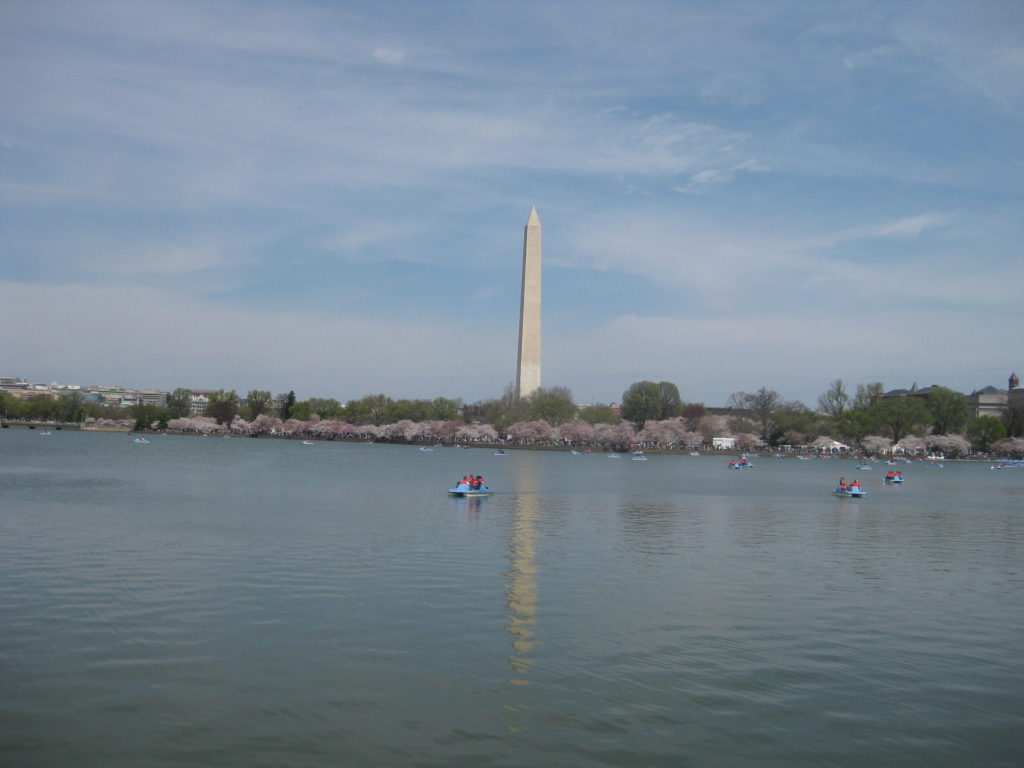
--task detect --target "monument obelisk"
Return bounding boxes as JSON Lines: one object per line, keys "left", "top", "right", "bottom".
{"left": 515, "top": 207, "right": 542, "bottom": 400}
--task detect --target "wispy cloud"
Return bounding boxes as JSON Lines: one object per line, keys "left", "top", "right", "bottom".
{"left": 797, "top": 213, "right": 952, "bottom": 249}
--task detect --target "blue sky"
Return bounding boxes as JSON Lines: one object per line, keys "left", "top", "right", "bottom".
{"left": 2, "top": 0, "right": 1022, "bottom": 407}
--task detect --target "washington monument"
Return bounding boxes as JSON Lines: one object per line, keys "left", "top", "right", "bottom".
{"left": 515, "top": 207, "right": 542, "bottom": 400}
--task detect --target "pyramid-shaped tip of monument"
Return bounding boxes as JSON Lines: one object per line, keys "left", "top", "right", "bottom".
{"left": 526, "top": 206, "right": 540, "bottom": 225}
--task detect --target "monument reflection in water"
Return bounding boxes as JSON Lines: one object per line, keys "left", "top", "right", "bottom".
{"left": 505, "top": 456, "right": 539, "bottom": 686}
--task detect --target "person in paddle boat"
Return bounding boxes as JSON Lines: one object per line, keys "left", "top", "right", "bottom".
{"left": 837, "top": 477, "right": 849, "bottom": 491}
{"left": 472, "top": 475, "right": 485, "bottom": 490}
{"left": 456, "top": 475, "right": 472, "bottom": 491}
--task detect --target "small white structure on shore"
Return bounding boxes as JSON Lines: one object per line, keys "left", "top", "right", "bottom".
{"left": 713, "top": 436, "right": 736, "bottom": 450}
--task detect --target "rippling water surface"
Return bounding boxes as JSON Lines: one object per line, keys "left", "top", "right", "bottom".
{"left": 2, "top": 430, "right": 1022, "bottom": 766}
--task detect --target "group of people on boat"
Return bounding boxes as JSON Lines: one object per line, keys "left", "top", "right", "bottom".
{"left": 836, "top": 477, "right": 862, "bottom": 491}
{"left": 457, "top": 474, "right": 487, "bottom": 490}
{"left": 884, "top": 471, "right": 904, "bottom": 480}
{"left": 728, "top": 458, "right": 752, "bottom": 468}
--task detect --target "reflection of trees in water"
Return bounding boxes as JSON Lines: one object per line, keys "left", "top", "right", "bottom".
{"left": 618, "top": 502, "right": 684, "bottom": 555}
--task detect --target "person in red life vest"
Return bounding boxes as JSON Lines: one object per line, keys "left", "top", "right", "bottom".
{"left": 838, "top": 477, "right": 848, "bottom": 490}
{"left": 474, "top": 475, "right": 485, "bottom": 490}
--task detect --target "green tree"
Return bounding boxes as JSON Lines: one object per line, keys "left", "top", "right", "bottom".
{"left": 835, "top": 409, "right": 876, "bottom": 445}
{"left": 1005, "top": 402, "right": 1024, "bottom": 437}
{"left": 205, "top": 389, "right": 240, "bottom": 425}
{"left": 382, "top": 399, "right": 434, "bottom": 423}
{"left": 926, "top": 387, "right": 969, "bottom": 435}
{"left": 431, "top": 397, "right": 462, "bottom": 421}
{"left": 346, "top": 394, "right": 392, "bottom": 426}
{"left": 967, "top": 416, "right": 1006, "bottom": 452}
{"left": 278, "top": 391, "right": 296, "bottom": 420}
{"left": 1, "top": 393, "right": 22, "bottom": 421}
{"left": 580, "top": 405, "right": 619, "bottom": 425}
{"left": 305, "top": 397, "right": 344, "bottom": 418}
{"left": 774, "top": 402, "right": 818, "bottom": 444}
{"left": 166, "top": 388, "right": 193, "bottom": 417}
{"left": 526, "top": 386, "right": 576, "bottom": 426}
{"left": 870, "top": 396, "right": 931, "bottom": 444}
{"left": 817, "top": 379, "right": 849, "bottom": 417}
{"left": 57, "top": 391, "right": 87, "bottom": 422}
{"left": 131, "top": 403, "right": 169, "bottom": 431}
{"left": 244, "top": 390, "right": 274, "bottom": 420}
{"left": 729, "top": 387, "right": 785, "bottom": 445}
{"left": 621, "top": 381, "right": 663, "bottom": 431}
{"left": 288, "top": 401, "right": 315, "bottom": 421}
{"left": 657, "top": 381, "right": 683, "bottom": 420}
{"left": 853, "top": 382, "right": 884, "bottom": 411}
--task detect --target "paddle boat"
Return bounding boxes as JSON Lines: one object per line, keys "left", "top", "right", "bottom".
{"left": 833, "top": 484, "right": 867, "bottom": 498}
{"left": 631, "top": 451, "right": 648, "bottom": 461}
{"left": 607, "top": 453, "right": 621, "bottom": 459}
{"left": 448, "top": 482, "right": 493, "bottom": 498}
{"left": 727, "top": 458, "right": 753, "bottom": 469}
{"left": 689, "top": 451, "right": 700, "bottom": 457}
{"left": 418, "top": 446, "right": 433, "bottom": 452}
{"left": 132, "top": 436, "right": 150, "bottom": 444}
{"left": 883, "top": 472, "right": 904, "bottom": 483}
{"left": 856, "top": 463, "right": 871, "bottom": 470}
{"left": 494, "top": 449, "right": 508, "bottom": 455}
{"left": 301, "top": 440, "right": 315, "bottom": 445}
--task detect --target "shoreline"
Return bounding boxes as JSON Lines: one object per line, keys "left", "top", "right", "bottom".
{"left": 2, "top": 420, "right": 1008, "bottom": 460}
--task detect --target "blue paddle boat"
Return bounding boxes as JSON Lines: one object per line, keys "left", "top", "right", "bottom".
{"left": 448, "top": 483, "right": 493, "bottom": 498}
{"left": 833, "top": 485, "right": 867, "bottom": 498}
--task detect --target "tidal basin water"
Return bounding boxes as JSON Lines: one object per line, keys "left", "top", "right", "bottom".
{"left": 2, "top": 430, "right": 1022, "bottom": 767}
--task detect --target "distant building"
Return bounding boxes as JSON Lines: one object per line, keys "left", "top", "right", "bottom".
{"left": 966, "top": 385, "right": 1007, "bottom": 419}
{"left": 140, "top": 389, "right": 168, "bottom": 408}
{"left": 712, "top": 436, "right": 736, "bottom": 450}
{"left": 966, "top": 372, "right": 1021, "bottom": 419}
{"left": 189, "top": 391, "right": 213, "bottom": 414}
{"left": 1008, "top": 372, "right": 1024, "bottom": 412}
{"left": 877, "top": 383, "right": 937, "bottom": 401}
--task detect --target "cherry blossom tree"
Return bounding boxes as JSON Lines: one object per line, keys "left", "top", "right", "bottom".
{"left": 508, "top": 419, "right": 553, "bottom": 443}
{"left": 336, "top": 422, "right": 360, "bottom": 438}
{"left": 734, "top": 433, "right": 765, "bottom": 450}
{"left": 593, "top": 422, "right": 636, "bottom": 450}
{"left": 893, "top": 436, "right": 926, "bottom": 455}
{"left": 925, "top": 434, "right": 970, "bottom": 457}
{"left": 382, "top": 419, "right": 414, "bottom": 440}
{"left": 811, "top": 436, "right": 848, "bottom": 453}
{"left": 861, "top": 435, "right": 892, "bottom": 454}
{"left": 991, "top": 437, "right": 1024, "bottom": 457}
{"left": 556, "top": 421, "right": 594, "bottom": 445}
{"left": 697, "top": 415, "right": 732, "bottom": 444}
{"left": 455, "top": 423, "right": 497, "bottom": 442}
{"left": 230, "top": 415, "right": 252, "bottom": 435}
{"left": 637, "top": 421, "right": 673, "bottom": 447}
{"left": 251, "top": 413, "right": 281, "bottom": 435}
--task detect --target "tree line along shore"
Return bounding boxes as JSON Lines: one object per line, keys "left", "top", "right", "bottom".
{"left": 5, "top": 379, "right": 1023, "bottom": 458}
